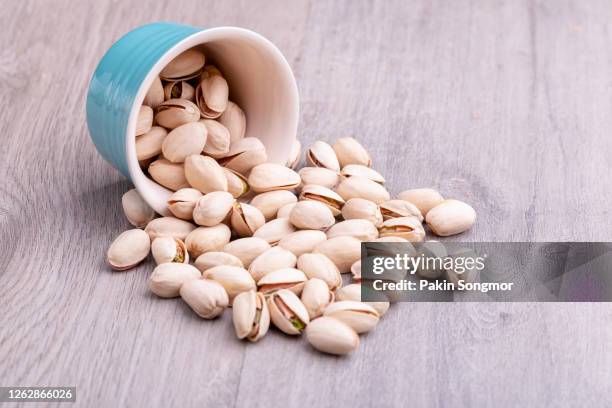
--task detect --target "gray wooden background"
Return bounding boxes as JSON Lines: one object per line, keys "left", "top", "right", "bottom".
{"left": 1, "top": 0, "right": 612, "bottom": 407}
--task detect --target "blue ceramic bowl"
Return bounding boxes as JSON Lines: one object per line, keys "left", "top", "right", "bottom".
{"left": 87, "top": 22, "right": 299, "bottom": 214}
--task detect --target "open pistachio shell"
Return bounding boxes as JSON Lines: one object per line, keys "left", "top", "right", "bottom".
{"left": 297, "top": 253, "right": 342, "bottom": 290}
{"left": 323, "top": 301, "right": 379, "bottom": 334}
{"left": 185, "top": 224, "right": 232, "bottom": 258}
{"left": 223, "top": 168, "right": 250, "bottom": 199}
{"left": 249, "top": 190, "right": 298, "bottom": 221}
{"left": 122, "top": 189, "right": 155, "bottom": 228}
{"left": 180, "top": 278, "right": 228, "bottom": 319}
{"left": 160, "top": 49, "right": 205, "bottom": 81}
{"left": 192, "top": 191, "right": 234, "bottom": 226}
{"left": 154, "top": 99, "right": 200, "bottom": 129}
{"left": 136, "top": 105, "right": 153, "bottom": 136}
{"left": 223, "top": 237, "right": 271, "bottom": 268}
{"left": 230, "top": 202, "right": 265, "bottom": 237}
{"left": 299, "top": 184, "right": 345, "bottom": 217}
{"left": 218, "top": 137, "right": 267, "bottom": 175}
{"left": 307, "top": 141, "right": 340, "bottom": 171}
{"left": 107, "top": 229, "right": 151, "bottom": 271}
{"left": 248, "top": 246, "right": 297, "bottom": 281}
{"left": 267, "top": 289, "right": 310, "bottom": 335}
{"left": 194, "top": 251, "right": 244, "bottom": 273}
{"left": 167, "top": 188, "right": 203, "bottom": 220}
{"left": 379, "top": 199, "right": 423, "bottom": 222}
{"left": 136, "top": 126, "right": 167, "bottom": 161}
{"left": 202, "top": 265, "right": 256, "bottom": 302}
{"left": 218, "top": 101, "right": 246, "bottom": 143}
{"left": 196, "top": 65, "right": 229, "bottom": 118}
{"left": 340, "top": 164, "right": 385, "bottom": 184}
{"left": 184, "top": 154, "right": 228, "bottom": 194}
{"left": 148, "top": 263, "right": 201, "bottom": 298}
{"left": 306, "top": 316, "right": 359, "bottom": 355}
{"left": 233, "top": 291, "right": 270, "bottom": 342}
{"left": 335, "top": 284, "right": 390, "bottom": 316}
{"left": 326, "top": 219, "right": 379, "bottom": 241}
{"left": 151, "top": 236, "right": 189, "bottom": 265}
{"left": 248, "top": 163, "right": 301, "bottom": 193}
{"left": 278, "top": 230, "right": 327, "bottom": 257}
{"left": 257, "top": 267, "right": 307, "bottom": 295}
{"left": 148, "top": 158, "right": 190, "bottom": 191}
{"left": 379, "top": 216, "right": 425, "bottom": 242}
{"left": 163, "top": 80, "right": 195, "bottom": 101}
{"left": 253, "top": 218, "right": 296, "bottom": 245}
{"left": 144, "top": 217, "right": 196, "bottom": 241}
{"left": 301, "top": 278, "right": 334, "bottom": 319}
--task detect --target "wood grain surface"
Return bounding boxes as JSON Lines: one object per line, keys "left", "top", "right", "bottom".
{"left": 1, "top": 0, "right": 612, "bottom": 406}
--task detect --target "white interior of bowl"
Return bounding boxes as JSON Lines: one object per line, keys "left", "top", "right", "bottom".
{"left": 126, "top": 27, "right": 299, "bottom": 215}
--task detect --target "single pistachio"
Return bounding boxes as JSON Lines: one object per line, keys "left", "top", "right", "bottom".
{"left": 340, "top": 164, "right": 385, "bottom": 184}
{"left": 286, "top": 139, "right": 301, "bottom": 169}
{"left": 194, "top": 251, "right": 244, "bottom": 273}
{"left": 380, "top": 199, "right": 423, "bottom": 222}
{"left": 143, "top": 76, "right": 164, "bottom": 108}
{"left": 161, "top": 122, "right": 208, "bottom": 163}
{"left": 248, "top": 163, "right": 301, "bottom": 193}
{"left": 323, "top": 301, "right": 379, "bottom": 334}
{"left": 107, "top": 229, "right": 151, "bottom": 271}
{"left": 335, "top": 284, "right": 390, "bottom": 316}
{"left": 379, "top": 216, "right": 425, "bottom": 242}
{"left": 248, "top": 246, "right": 297, "bottom": 281}
{"left": 196, "top": 65, "right": 229, "bottom": 118}
{"left": 159, "top": 49, "right": 205, "bottom": 81}
{"left": 151, "top": 236, "right": 189, "bottom": 265}
{"left": 326, "top": 219, "right": 379, "bottom": 241}
{"left": 163, "top": 80, "right": 195, "bottom": 101}
{"left": 200, "top": 119, "right": 231, "bottom": 158}
{"left": 257, "top": 267, "right": 307, "bottom": 295}
{"left": 350, "top": 260, "right": 361, "bottom": 282}
{"left": 223, "top": 237, "right": 271, "bottom": 268}
{"left": 184, "top": 154, "right": 228, "bottom": 193}
{"left": 249, "top": 190, "right": 298, "bottom": 221}
{"left": 301, "top": 278, "right": 334, "bottom": 319}
{"left": 341, "top": 198, "right": 383, "bottom": 227}
{"left": 136, "top": 126, "right": 168, "bottom": 161}
{"left": 122, "top": 189, "right": 155, "bottom": 228}
{"left": 155, "top": 99, "right": 200, "bottom": 129}
{"left": 298, "top": 167, "right": 340, "bottom": 190}
{"left": 192, "top": 191, "right": 234, "bottom": 226}
{"left": 278, "top": 230, "right": 327, "bottom": 257}
{"left": 185, "top": 224, "right": 232, "bottom": 258}
{"left": 217, "top": 101, "right": 246, "bottom": 143}
{"left": 299, "top": 184, "right": 345, "bottom": 217}
{"left": 267, "top": 289, "right": 310, "bottom": 335}
{"left": 335, "top": 175, "right": 390, "bottom": 204}
{"left": 136, "top": 105, "right": 153, "bottom": 136}
{"left": 314, "top": 236, "right": 361, "bottom": 273}
{"left": 202, "top": 265, "right": 256, "bottom": 302}
{"left": 276, "top": 202, "right": 297, "bottom": 219}
{"left": 396, "top": 188, "right": 444, "bottom": 216}
{"left": 415, "top": 240, "right": 448, "bottom": 279}
{"left": 306, "top": 316, "right": 359, "bottom": 355}
{"left": 233, "top": 290, "right": 270, "bottom": 342}
{"left": 218, "top": 137, "right": 267, "bottom": 174}
{"left": 148, "top": 158, "right": 190, "bottom": 191}
{"left": 180, "top": 278, "right": 228, "bottom": 319}
{"left": 167, "top": 188, "right": 203, "bottom": 220}
{"left": 253, "top": 218, "right": 296, "bottom": 245}
{"left": 297, "top": 253, "right": 342, "bottom": 290}
{"left": 144, "top": 216, "right": 196, "bottom": 241}
{"left": 307, "top": 141, "right": 340, "bottom": 171}
{"left": 230, "top": 202, "right": 265, "bottom": 237}
{"left": 289, "top": 201, "right": 335, "bottom": 231}
{"left": 148, "top": 263, "right": 201, "bottom": 298}
{"left": 332, "top": 137, "right": 372, "bottom": 168}
{"left": 222, "top": 168, "right": 250, "bottom": 198}
{"left": 425, "top": 199, "right": 476, "bottom": 236}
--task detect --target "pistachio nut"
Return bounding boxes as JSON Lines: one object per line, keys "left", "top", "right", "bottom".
{"left": 335, "top": 175, "right": 390, "bottom": 204}
{"left": 289, "top": 201, "right": 335, "bottom": 231}
{"left": 415, "top": 241, "right": 447, "bottom": 279}
{"left": 217, "top": 101, "right": 246, "bottom": 143}
{"left": 184, "top": 154, "right": 228, "bottom": 193}
{"left": 122, "top": 188, "right": 155, "bottom": 228}
{"left": 248, "top": 163, "right": 301, "bottom": 193}
{"left": 425, "top": 199, "right": 476, "bottom": 236}
{"left": 335, "top": 284, "right": 390, "bottom": 316}
{"left": 218, "top": 137, "right": 267, "bottom": 175}
{"left": 163, "top": 80, "right": 195, "bottom": 101}
{"left": 396, "top": 188, "right": 444, "bottom": 216}
{"left": 298, "top": 167, "right": 340, "bottom": 190}
{"left": 267, "top": 289, "right": 310, "bottom": 335}
{"left": 286, "top": 139, "right": 301, "bottom": 169}
{"left": 307, "top": 141, "right": 340, "bottom": 171}
{"left": 143, "top": 76, "right": 164, "bottom": 108}
{"left": 306, "top": 316, "right": 359, "bottom": 355}
{"left": 161, "top": 122, "right": 208, "bottom": 163}
{"left": 107, "top": 229, "right": 151, "bottom": 271}
{"left": 233, "top": 290, "right": 270, "bottom": 342}
{"left": 196, "top": 65, "right": 229, "bottom": 118}
{"left": 223, "top": 237, "right": 271, "bottom": 268}
{"left": 323, "top": 301, "right": 379, "bottom": 333}
{"left": 257, "top": 267, "right": 307, "bottom": 295}
{"left": 276, "top": 202, "right": 297, "bottom": 219}
{"left": 148, "top": 158, "right": 190, "bottom": 191}
{"left": 278, "top": 230, "right": 327, "bottom": 257}
{"left": 332, "top": 137, "right": 371, "bottom": 168}
{"left": 326, "top": 219, "right": 379, "bottom": 241}
{"left": 194, "top": 251, "right": 244, "bottom": 273}
{"left": 253, "top": 218, "right": 296, "bottom": 245}
{"left": 341, "top": 198, "right": 383, "bottom": 227}
{"left": 185, "top": 224, "right": 232, "bottom": 258}
{"left": 299, "top": 184, "right": 345, "bottom": 217}
{"left": 379, "top": 200, "right": 423, "bottom": 222}
{"left": 249, "top": 190, "right": 298, "bottom": 221}
{"left": 148, "top": 263, "right": 201, "bottom": 298}
{"left": 202, "top": 265, "right": 256, "bottom": 302}
{"left": 144, "top": 216, "right": 196, "bottom": 241}
{"left": 136, "top": 126, "right": 168, "bottom": 161}
{"left": 200, "top": 119, "right": 231, "bottom": 158}
{"left": 136, "top": 105, "right": 153, "bottom": 136}
{"left": 301, "top": 278, "right": 334, "bottom": 319}
{"left": 297, "top": 253, "right": 342, "bottom": 290}
{"left": 350, "top": 259, "right": 361, "bottom": 282}
{"left": 151, "top": 236, "right": 189, "bottom": 265}
{"left": 379, "top": 216, "right": 425, "bottom": 242}
{"left": 248, "top": 246, "right": 297, "bottom": 281}
{"left": 340, "top": 164, "right": 385, "bottom": 184}
{"left": 223, "top": 168, "right": 250, "bottom": 199}
{"left": 313, "top": 236, "right": 361, "bottom": 273}
{"left": 192, "top": 191, "right": 234, "bottom": 226}
{"left": 159, "top": 49, "right": 205, "bottom": 81}
{"left": 155, "top": 99, "right": 200, "bottom": 129}
{"left": 167, "top": 188, "right": 203, "bottom": 220}
{"left": 180, "top": 278, "right": 228, "bottom": 319}
{"left": 230, "top": 202, "right": 265, "bottom": 237}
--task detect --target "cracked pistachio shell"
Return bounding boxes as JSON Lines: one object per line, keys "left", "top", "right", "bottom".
{"left": 223, "top": 237, "right": 270, "bottom": 268}
{"left": 180, "top": 278, "right": 228, "bottom": 319}
{"left": 202, "top": 265, "right": 256, "bottom": 302}
{"left": 297, "top": 253, "right": 342, "bottom": 290}
{"left": 335, "top": 284, "right": 390, "bottom": 316}
{"left": 230, "top": 202, "right": 265, "bottom": 237}
{"left": 257, "top": 268, "right": 307, "bottom": 295}
{"left": 151, "top": 236, "right": 189, "bottom": 265}
{"left": 136, "top": 126, "right": 167, "bottom": 161}
{"left": 196, "top": 66, "right": 229, "bottom": 118}
{"left": 192, "top": 191, "right": 234, "bottom": 226}
{"left": 286, "top": 139, "right": 301, "bottom": 169}
{"left": 249, "top": 190, "right": 298, "bottom": 221}
{"left": 301, "top": 278, "right": 334, "bottom": 319}
{"left": 185, "top": 224, "right": 231, "bottom": 258}
{"left": 323, "top": 301, "right": 379, "bottom": 334}
{"left": 298, "top": 167, "right": 340, "bottom": 190}
{"left": 163, "top": 80, "right": 195, "bottom": 101}
{"left": 278, "top": 230, "right": 327, "bottom": 257}
{"left": 335, "top": 176, "right": 390, "bottom": 204}
{"left": 148, "top": 263, "right": 201, "bottom": 298}
{"left": 144, "top": 216, "right": 196, "bottom": 241}
{"left": 340, "top": 164, "right": 385, "bottom": 184}
{"left": 326, "top": 219, "right": 379, "bottom": 241}
{"left": 306, "top": 316, "right": 359, "bottom": 355}
{"left": 122, "top": 189, "right": 155, "bottom": 228}
{"left": 253, "top": 218, "right": 296, "bottom": 245}
{"left": 341, "top": 198, "right": 383, "bottom": 227}
{"left": 350, "top": 260, "right": 361, "bottom": 282}
{"left": 248, "top": 163, "right": 301, "bottom": 193}
{"left": 379, "top": 216, "right": 425, "bottom": 242}
{"left": 160, "top": 49, "right": 205, "bottom": 81}
{"left": 194, "top": 251, "right": 244, "bottom": 273}
{"left": 162, "top": 122, "right": 208, "bottom": 163}
{"left": 107, "top": 229, "right": 151, "bottom": 271}
{"left": 307, "top": 141, "right": 340, "bottom": 171}
{"left": 223, "top": 168, "right": 250, "bottom": 199}
{"left": 218, "top": 101, "right": 246, "bottom": 143}
{"left": 136, "top": 105, "right": 153, "bottom": 136}
{"left": 425, "top": 199, "right": 476, "bottom": 236}
{"left": 380, "top": 199, "right": 423, "bottom": 222}
{"left": 396, "top": 188, "right": 444, "bottom": 216}
{"left": 299, "top": 184, "right": 345, "bottom": 217}
{"left": 184, "top": 155, "right": 228, "bottom": 194}
{"left": 155, "top": 99, "right": 200, "bottom": 129}
{"left": 267, "top": 289, "right": 310, "bottom": 335}
{"left": 289, "top": 201, "right": 335, "bottom": 231}
{"left": 314, "top": 236, "right": 361, "bottom": 273}
{"left": 332, "top": 137, "right": 371, "bottom": 168}
{"left": 233, "top": 291, "right": 270, "bottom": 341}
{"left": 148, "top": 158, "right": 190, "bottom": 191}
{"left": 276, "top": 202, "right": 297, "bottom": 219}
{"left": 143, "top": 76, "right": 164, "bottom": 108}
{"left": 200, "top": 119, "right": 231, "bottom": 158}
{"left": 219, "top": 137, "right": 267, "bottom": 174}
{"left": 248, "top": 246, "right": 297, "bottom": 281}
{"left": 167, "top": 188, "right": 203, "bottom": 220}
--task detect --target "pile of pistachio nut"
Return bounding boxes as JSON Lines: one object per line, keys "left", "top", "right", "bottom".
{"left": 107, "top": 48, "right": 477, "bottom": 355}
